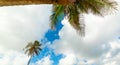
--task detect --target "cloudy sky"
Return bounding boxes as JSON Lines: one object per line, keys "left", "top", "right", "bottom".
{"left": 0, "top": 0, "right": 120, "bottom": 65}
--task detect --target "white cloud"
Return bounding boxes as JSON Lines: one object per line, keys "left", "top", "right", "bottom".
{"left": 52, "top": 0, "right": 120, "bottom": 65}
{"left": 0, "top": 5, "right": 52, "bottom": 65}
{"left": 0, "top": 5, "right": 52, "bottom": 50}
{"left": 31, "top": 55, "right": 53, "bottom": 65}
{"left": 0, "top": 46, "right": 28, "bottom": 65}
{"left": 104, "top": 53, "right": 120, "bottom": 65}
{"left": 59, "top": 54, "right": 77, "bottom": 65}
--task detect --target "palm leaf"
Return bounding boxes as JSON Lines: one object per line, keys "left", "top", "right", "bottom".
{"left": 50, "top": 5, "right": 64, "bottom": 29}
{"left": 65, "top": 4, "right": 85, "bottom": 36}
{"left": 25, "top": 42, "right": 33, "bottom": 48}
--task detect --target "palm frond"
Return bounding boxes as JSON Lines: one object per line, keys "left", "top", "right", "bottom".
{"left": 25, "top": 42, "right": 33, "bottom": 49}
{"left": 77, "top": 0, "right": 117, "bottom": 16}
{"left": 66, "top": 4, "right": 80, "bottom": 30}
{"left": 38, "top": 47, "right": 42, "bottom": 51}
{"left": 65, "top": 4, "right": 85, "bottom": 36}
{"left": 50, "top": 5, "right": 64, "bottom": 29}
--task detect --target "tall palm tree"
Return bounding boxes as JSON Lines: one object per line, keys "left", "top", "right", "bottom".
{"left": 50, "top": 0, "right": 117, "bottom": 36}
{"left": 24, "top": 40, "right": 42, "bottom": 65}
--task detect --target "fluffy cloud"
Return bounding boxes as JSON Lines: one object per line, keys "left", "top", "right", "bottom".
{"left": 52, "top": 0, "right": 120, "bottom": 65}
{"left": 59, "top": 54, "right": 77, "bottom": 65}
{"left": 0, "top": 46, "right": 28, "bottom": 65}
{"left": 0, "top": 5, "right": 52, "bottom": 50}
{"left": 0, "top": 5, "right": 52, "bottom": 65}
{"left": 31, "top": 56, "right": 53, "bottom": 65}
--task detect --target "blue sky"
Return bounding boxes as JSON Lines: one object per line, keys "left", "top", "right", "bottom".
{"left": 30, "top": 11, "right": 64, "bottom": 65}
{"left": 0, "top": 0, "right": 120, "bottom": 65}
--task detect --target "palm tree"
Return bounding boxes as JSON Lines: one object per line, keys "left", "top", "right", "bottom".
{"left": 24, "top": 40, "right": 42, "bottom": 65}
{"left": 50, "top": 0, "right": 117, "bottom": 36}
{"left": 0, "top": 0, "right": 74, "bottom": 6}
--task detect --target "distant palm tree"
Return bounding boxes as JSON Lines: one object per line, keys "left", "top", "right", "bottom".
{"left": 50, "top": 0, "right": 117, "bottom": 36}
{"left": 24, "top": 40, "right": 42, "bottom": 65}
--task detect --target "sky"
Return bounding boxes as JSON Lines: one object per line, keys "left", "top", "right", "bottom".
{"left": 0, "top": 0, "right": 120, "bottom": 65}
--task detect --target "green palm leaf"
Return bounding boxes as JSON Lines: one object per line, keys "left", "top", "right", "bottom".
{"left": 50, "top": 5, "right": 64, "bottom": 29}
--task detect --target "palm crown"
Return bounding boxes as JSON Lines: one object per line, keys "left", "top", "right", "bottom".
{"left": 24, "top": 40, "right": 42, "bottom": 65}
{"left": 50, "top": 0, "right": 117, "bottom": 36}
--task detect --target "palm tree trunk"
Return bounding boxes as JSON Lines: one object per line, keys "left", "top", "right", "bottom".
{"left": 27, "top": 56, "right": 32, "bottom": 65}
{"left": 0, "top": 0, "right": 71, "bottom": 6}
